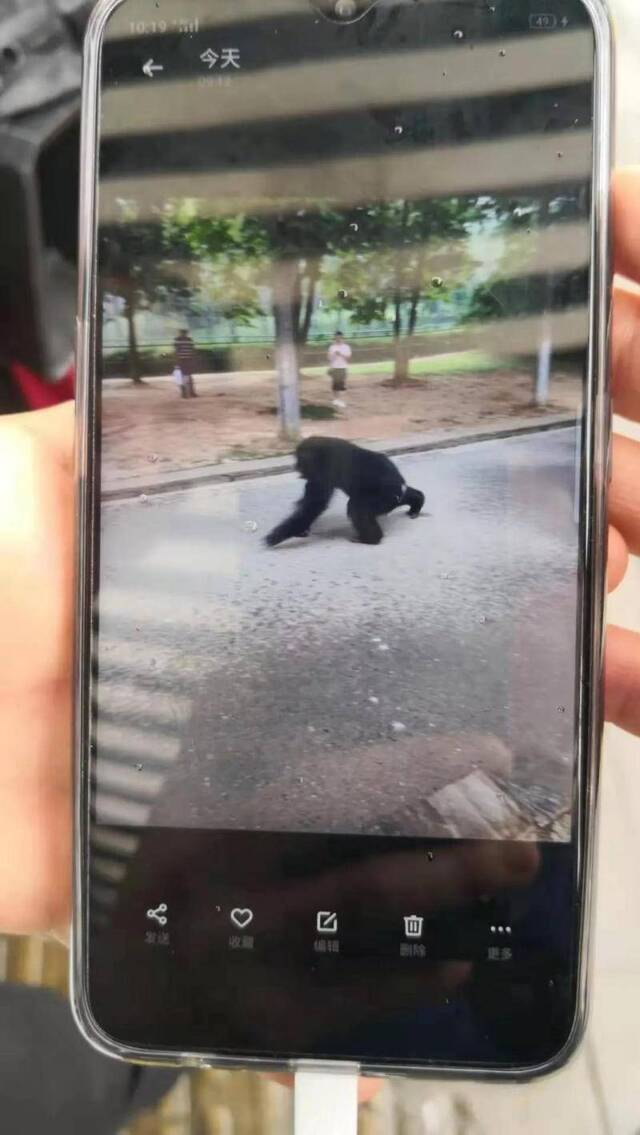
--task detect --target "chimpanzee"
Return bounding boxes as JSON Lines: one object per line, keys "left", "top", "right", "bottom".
{"left": 265, "top": 436, "right": 425, "bottom": 547}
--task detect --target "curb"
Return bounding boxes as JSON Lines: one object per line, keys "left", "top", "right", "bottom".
{"left": 102, "top": 413, "right": 576, "bottom": 502}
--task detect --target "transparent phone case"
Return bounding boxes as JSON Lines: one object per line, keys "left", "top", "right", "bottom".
{"left": 72, "top": 0, "right": 614, "bottom": 1080}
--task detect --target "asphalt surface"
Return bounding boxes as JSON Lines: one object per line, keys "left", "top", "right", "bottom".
{"left": 96, "top": 427, "right": 580, "bottom": 838}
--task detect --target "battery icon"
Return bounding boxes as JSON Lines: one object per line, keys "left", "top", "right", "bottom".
{"left": 529, "top": 13, "right": 558, "bottom": 29}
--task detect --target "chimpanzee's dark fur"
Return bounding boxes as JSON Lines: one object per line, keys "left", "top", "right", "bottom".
{"left": 265, "top": 436, "right": 425, "bottom": 547}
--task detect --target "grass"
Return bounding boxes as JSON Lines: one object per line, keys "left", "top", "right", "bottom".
{"left": 260, "top": 402, "right": 338, "bottom": 420}
{"left": 301, "top": 350, "right": 510, "bottom": 380}
{"left": 301, "top": 403, "right": 338, "bottom": 420}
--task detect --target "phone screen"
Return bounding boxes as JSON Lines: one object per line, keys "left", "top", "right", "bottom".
{"left": 81, "top": 0, "right": 605, "bottom": 1071}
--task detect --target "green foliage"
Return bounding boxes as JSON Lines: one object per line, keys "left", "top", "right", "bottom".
{"left": 260, "top": 402, "right": 337, "bottom": 420}
{"left": 302, "top": 349, "right": 509, "bottom": 379}
{"left": 162, "top": 199, "right": 356, "bottom": 344}
{"left": 162, "top": 201, "right": 264, "bottom": 326}
{"left": 463, "top": 187, "right": 590, "bottom": 326}
{"left": 104, "top": 184, "right": 587, "bottom": 390}
{"left": 160, "top": 197, "right": 485, "bottom": 354}
{"left": 324, "top": 197, "right": 483, "bottom": 339}
{"left": 101, "top": 202, "right": 192, "bottom": 307}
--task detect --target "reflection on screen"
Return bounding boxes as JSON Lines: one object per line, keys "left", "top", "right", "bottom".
{"left": 92, "top": 1, "right": 593, "bottom": 861}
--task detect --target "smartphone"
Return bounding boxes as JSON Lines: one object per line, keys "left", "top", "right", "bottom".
{"left": 74, "top": 0, "right": 613, "bottom": 1078}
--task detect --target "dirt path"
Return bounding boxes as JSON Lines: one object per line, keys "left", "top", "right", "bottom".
{"left": 102, "top": 364, "right": 582, "bottom": 483}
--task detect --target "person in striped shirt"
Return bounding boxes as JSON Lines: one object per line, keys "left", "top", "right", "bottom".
{"left": 173, "top": 329, "right": 198, "bottom": 398}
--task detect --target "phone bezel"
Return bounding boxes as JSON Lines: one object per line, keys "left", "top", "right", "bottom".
{"left": 72, "top": 0, "right": 614, "bottom": 1080}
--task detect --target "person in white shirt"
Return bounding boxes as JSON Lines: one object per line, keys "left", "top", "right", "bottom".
{"left": 327, "top": 330, "right": 352, "bottom": 392}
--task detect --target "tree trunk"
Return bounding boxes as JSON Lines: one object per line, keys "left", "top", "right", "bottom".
{"left": 403, "top": 238, "right": 428, "bottom": 378}
{"left": 535, "top": 315, "right": 552, "bottom": 407}
{"left": 391, "top": 291, "right": 422, "bottom": 385}
{"left": 393, "top": 337, "right": 411, "bottom": 384}
{"left": 291, "top": 265, "right": 302, "bottom": 347}
{"left": 393, "top": 294, "right": 402, "bottom": 340}
{"left": 533, "top": 190, "right": 554, "bottom": 406}
{"left": 389, "top": 200, "right": 411, "bottom": 385}
{"left": 408, "top": 289, "right": 420, "bottom": 336}
{"left": 391, "top": 297, "right": 409, "bottom": 384}
{"left": 272, "top": 260, "right": 301, "bottom": 441}
{"left": 124, "top": 285, "right": 143, "bottom": 384}
{"left": 297, "top": 268, "right": 319, "bottom": 345}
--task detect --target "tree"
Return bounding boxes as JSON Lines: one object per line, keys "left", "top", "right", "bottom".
{"left": 101, "top": 201, "right": 192, "bottom": 384}
{"left": 162, "top": 195, "right": 488, "bottom": 420}
{"left": 164, "top": 200, "right": 352, "bottom": 439}
{"left": 463, "top": 188, "right": 590, "bottom": 403}
{"left": 164, "top": 204, "right": 263, "bottom": 330}
{"left": 325, "top": 197, "right": 480, "bottom": 384}
{"left": 465, "top": 188, "right": 589, "bottom": 319}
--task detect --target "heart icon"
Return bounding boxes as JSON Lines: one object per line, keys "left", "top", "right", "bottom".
{"left": 230, "top": 908, "right": 254, "bottom": 930}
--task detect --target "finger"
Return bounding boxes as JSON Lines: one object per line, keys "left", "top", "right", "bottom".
{"left": 609, "top": 435, "right": 640, "bottom": 557}
{"left": 612, "top": 279, "right": 640, "bottom": 421}
{"left": 19, "top": 402, "right": 74, "bottom": 471}
{"left": 0, "top": 418, "right": 73, "bottom": 690}
{"left": 605, "top": 625, "right": 640, "bottom": 737}
{"left": 356, "top": 1080, "right": 381, "bottom": 1105}
{"left": 613, "top": 168, "right": 640, "bottom": 285}
{"left": 608, "top": 525, "right": 629, "bottom": 593}
{"left": 0, "top": 685, "right": 72, "bottom": 934}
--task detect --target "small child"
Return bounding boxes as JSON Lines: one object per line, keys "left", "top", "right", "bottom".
{"left": 327, "top": 330, "right": 352, "bottom": 393}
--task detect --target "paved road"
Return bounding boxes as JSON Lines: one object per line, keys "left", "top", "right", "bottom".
{"left": 96, "top": 427, "right": 580, "bottom": 838}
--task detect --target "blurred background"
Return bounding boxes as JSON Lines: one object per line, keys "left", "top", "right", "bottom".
{"left": 0, "top": 0, "right": 639, "bottom": 1131}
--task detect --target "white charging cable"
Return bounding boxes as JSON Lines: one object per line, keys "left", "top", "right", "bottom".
{"left": 294, "top": 1067, "right": 359, "bottom": 1135}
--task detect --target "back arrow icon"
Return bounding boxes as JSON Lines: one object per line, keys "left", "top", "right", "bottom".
{"left": 142, "top": 59, "right": 163, "bottom": 78}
